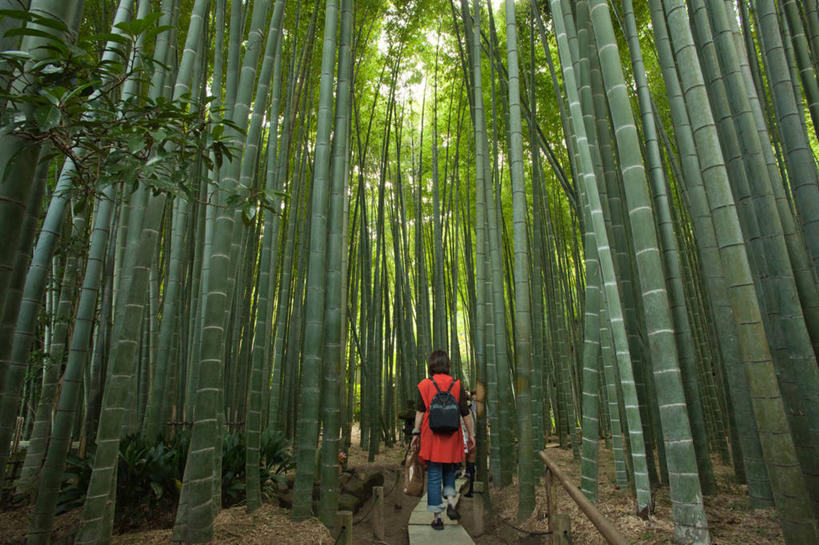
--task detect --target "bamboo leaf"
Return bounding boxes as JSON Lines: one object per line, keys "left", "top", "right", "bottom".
{"left": 0, "top": 50, "right": 32, "bottom": 61}
{"left": 114, "top": 14, "right": 163, "bottom": 38}
{"left": 5, "top": 26, "right": 62, "bottom": 42}
{"left": 242, "top": 203, "right": 258, "bottom": 225}
{"left": 0, "top": 8, "right": 36, "bottom": 22}
{"left": 33, "top": 104, "right": 60, "bottom": 131}
{"left": 126, "top": 134, "right": 146, "bottom": 154}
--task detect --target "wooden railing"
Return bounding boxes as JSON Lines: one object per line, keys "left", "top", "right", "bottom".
{"left": 539, "top": 450, "right": 630, "bottom": 545}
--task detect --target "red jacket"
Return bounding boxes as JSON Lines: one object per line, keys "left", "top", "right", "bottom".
{"left": 418, "top": 374, "right": 464, "bottom": 464}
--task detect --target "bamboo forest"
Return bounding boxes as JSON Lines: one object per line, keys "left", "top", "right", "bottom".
{"left": 2, "top": 0, "right": 819, "bottom": 544}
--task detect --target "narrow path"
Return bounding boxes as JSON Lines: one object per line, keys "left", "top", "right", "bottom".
{"left": 407, "top": 477, "right": 474, "bottom": 545}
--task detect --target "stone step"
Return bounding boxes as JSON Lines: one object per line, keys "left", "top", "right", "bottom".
{"left": 408, "top": 476, "right": 466, "bottom": 525}
{"left": 408, "top": 508, "right": 462, "bottom": 526}
{"left": 408, "top": 523, "right": 475, "bottom": 545}
{"left": 408, "top": 477, "right": 475, "bottom": 545}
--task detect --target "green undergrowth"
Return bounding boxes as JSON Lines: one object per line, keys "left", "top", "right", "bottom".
{"left": 56, "top": 428, "right": 293, "bottom": 532}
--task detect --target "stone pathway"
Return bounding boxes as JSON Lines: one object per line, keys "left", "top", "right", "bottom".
{"left": 407, "top": 477, "right": 475, "bottom": 545}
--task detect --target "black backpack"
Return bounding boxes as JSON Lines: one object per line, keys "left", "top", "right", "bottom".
{"left": 428, "top": 378, "right": 460, "bottom": 433}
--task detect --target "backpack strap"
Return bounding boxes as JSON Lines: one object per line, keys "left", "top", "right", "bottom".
{"left": 446, "top": 379, "right": 457, "bottom": 394}
{"left": 430, "top": 377, "right": 443, "bottom": 394}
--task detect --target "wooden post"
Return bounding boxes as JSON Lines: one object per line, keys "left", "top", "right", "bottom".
{"left": 373, "top": 485, "right": 384, "bottom": 540}
{"left": 472, "top": 482, "right": 485, "bottom": 537}
{"left": 553, "top": 514, "right": 570, "bottom": 545}
{"left": 540, "top": 451, "right": 629, "bottom": 545}
{"left": 546, "top": 468, "right": 555, "bottom": 534}
{"left": 335, "top": 510, "right": 353, "bottom": 545}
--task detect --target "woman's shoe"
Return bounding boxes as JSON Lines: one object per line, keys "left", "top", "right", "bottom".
{"left": 446, "top": 504, "right": 460, "bottom": 520}
{"left": 431, "top": 518, "right": 444, "bottom": 530}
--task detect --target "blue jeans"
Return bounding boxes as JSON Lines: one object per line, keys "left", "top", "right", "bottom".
{"left": 426, "top": 462, "right": 457, "bottom": 513}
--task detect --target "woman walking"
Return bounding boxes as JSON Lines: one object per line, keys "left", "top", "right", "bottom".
{"left": 410, "top": 350, "right": 475, "bottom": 530}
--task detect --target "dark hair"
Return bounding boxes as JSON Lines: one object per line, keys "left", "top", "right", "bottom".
{"left": 428, "top": 350, "right": 451, "bottom": 375}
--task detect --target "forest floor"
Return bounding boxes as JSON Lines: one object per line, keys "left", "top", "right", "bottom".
{"left": 483, "top": 444, "right": 784, "bottom": 545}
{"left": 0, "top": 431, "right": 785, "bottom": 545}
{"left": 334, "top": 430, "right": 785, "bottom": 545}
{"left": 338, "top": 437, "right": 784, "bottom": 545}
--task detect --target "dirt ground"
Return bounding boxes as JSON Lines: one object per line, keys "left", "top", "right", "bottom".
{"left": 296, "top": 431, "right": 785, "bottom": 545}
{"left": 0, "top": 433, "right": 786, "bottom": 545}
{"left": 478, "top": 444, "right": 785, "bottom": 545}
{"left": 0, "top": 501, "right": 335, "bottom": 545}
{"left": 0, "top": 505, "right": 80, "bottom": 544}
{"left": 340, "top": 434, "right": 785, "bottom": 545}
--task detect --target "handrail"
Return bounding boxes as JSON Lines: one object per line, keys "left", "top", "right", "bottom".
{"left": 539, "top": 450, "right": 630, "bottom": 545}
